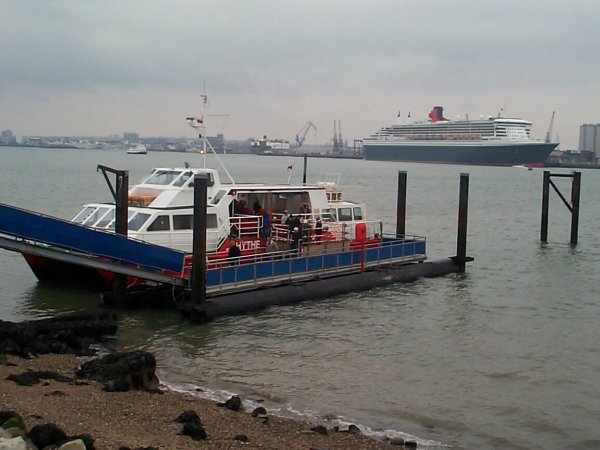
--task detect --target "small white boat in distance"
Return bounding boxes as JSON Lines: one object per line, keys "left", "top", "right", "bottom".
{"left": 127, "top": 143, "right": 147, "bottom": 155}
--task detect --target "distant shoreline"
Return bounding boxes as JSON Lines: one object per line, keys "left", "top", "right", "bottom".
{"left": 0, "top": 143, "right": 78, "bottom": 149}
{"left": 4, "top": 144, "right": 598, "bottom": 168}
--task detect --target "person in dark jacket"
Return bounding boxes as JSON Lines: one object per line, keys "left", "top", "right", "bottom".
{"left": 228, "top": 240, "right": 241, "bottom": 265}
{"left": 314, "top": 216, "right": 323, "bottom": 244}
{"left": 290, "top": 226, "right": 302, "bottom": 255}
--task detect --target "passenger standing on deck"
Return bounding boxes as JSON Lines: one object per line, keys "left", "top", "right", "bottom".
{"left": 262, "top": 209, "right": 272, "bottom": 240}
{"left": 228, "top": 240, "right": 241, "bottom": 265}
{"left": 314, "top": 216, "right": 323, "bottom": 244}
{"left": 290, "top": 226, "right": 302, "bottom": 255}
{"left": 280, "top": 210, "right": 289, "bottom": 226}
{"left": 300, "top": 203, "right": 311, "bottom": 215}
{"left": 289, "top": 214, "right": 301, "bottom": 231}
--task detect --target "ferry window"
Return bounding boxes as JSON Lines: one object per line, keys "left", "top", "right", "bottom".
{"left": 171, "top": 214, "right": 217, "bottom": 229}
{"left": 96, "top": 209, "right": 115, "bottom": 228}
{"left": 128, "top": 212, "right": 151, "bottom": 231}
{"left": 72, "top": 206, "right": 96, "bottom": 224}
{"left": 173, "top": 215, "right": 193, "bottom": 230}
{"left": 353, "top": 207, "right": 363, "bottom": 220}
{"left": 146, "top": 170, "right": 181, "bottom": 185}
{"left": 338, "top": 208, "right": 353, "bottom": 221}
{"left": 210, "top": 189, "right": 227, "bottom": 205}
{"left": 148, "top": 215, "right": 170, "bottom": 231}
{"left": 173, "top": 171, "right": 193, "bottom": 187}
{"left": 83, "top": 207, "right": 110, "bottom": 226}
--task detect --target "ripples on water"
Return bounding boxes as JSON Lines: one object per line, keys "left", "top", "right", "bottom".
{"left": 2, "top": 148, "right": 600, "bottom": 449}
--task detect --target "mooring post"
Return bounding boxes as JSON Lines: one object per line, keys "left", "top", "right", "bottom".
{"left": 540, "top": 171, "right": 581, "bottom": 245}
{"left": 456, "top": 173, "right": 470, "bottom": 273}
{"left": 541, "top": 170, "right": 550, "bottom": 243}
{"left": 570, "top": 171, "right": 581, "bottom": 246}
{"left": 96, "top": 165, "right": 129, "bottom": 300}
{"left": 114, "top": 170, "right": 129, "bottom": 298}
{"left": 396, "top": 171, "right": 407, "bottom": 238}
{"left": 115, "top": 171, "right": 129, "bottom": 236}
{"left": 302, "top": 153, "right": 308, "bottom": 185}
{"left": 191, "top": 174, "right": 208, "bottom": 304}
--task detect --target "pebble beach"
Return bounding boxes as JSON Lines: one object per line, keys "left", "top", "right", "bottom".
{"left": 0, "top": 353, "right": 397, "bottom": 449}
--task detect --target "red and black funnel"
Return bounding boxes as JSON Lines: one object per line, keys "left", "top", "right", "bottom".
{"left": 428, "top": 106, "right": 448, "bottom": 122}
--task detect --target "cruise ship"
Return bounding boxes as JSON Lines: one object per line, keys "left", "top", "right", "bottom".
{"left": 362, "top": 106, "right": 558, "bottom": 166}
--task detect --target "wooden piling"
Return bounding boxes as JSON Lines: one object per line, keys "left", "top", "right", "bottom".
{"left": 570, "top": 171, "right": 581, "bottom": 246}
{"left": 541, "top": 171, "right": 550, "bottom": 243}
{"left": 396, "top": 171, "right": 407, "bottom": 238}
{"left": 456, "top": 173, "right": 470, "bottom": 273}
{"left": 96, "top": 165, "right": 129, "bottom": 299}
{"left": 191, "top": 174, "right": 209, "bottom": 303}
{"left": 303, "top": 153, "right": 308, "bottom": 185}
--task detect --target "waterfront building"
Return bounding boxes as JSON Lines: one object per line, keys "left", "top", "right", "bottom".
{"left": 579, "top": 124, "right": 600, "bottom": 162}
{"left": 1, "top": 129, "right": 16, "bottom": 145}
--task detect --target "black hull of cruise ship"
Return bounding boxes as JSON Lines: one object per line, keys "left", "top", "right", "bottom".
{"left": 362, "top": 142, "right": 558, "bottom": 166}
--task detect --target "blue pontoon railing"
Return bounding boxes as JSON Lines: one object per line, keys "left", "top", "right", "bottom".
{"left": 202, "top": 235, "right": 426, "bottom": 295}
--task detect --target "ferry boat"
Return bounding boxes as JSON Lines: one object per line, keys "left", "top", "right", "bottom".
{"left": 362, "top": 106, "right": 558, "bottom": 166}
{"left": 126, "top": 143, "right": 147, "bottom": 155}
{"left": 250, "top": 136, "right": 290, "bottom": 154}
{"left": 17, "top": 162, "right": 418, "bottom": 288}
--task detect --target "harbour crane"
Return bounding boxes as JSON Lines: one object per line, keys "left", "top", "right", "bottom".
{"left": 545, "top": 111, "right": 555, "bottom": 143}
{"left": 294, "top": 122, "right": 317, "bottom": 148}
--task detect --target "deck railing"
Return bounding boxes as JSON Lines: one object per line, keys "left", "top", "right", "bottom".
{"left": 198, "top": 235, "right": 426, "bottom": 295}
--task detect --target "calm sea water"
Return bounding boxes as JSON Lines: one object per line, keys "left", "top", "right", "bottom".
{"left": 1, "top": 146, "right": 600, "bottom": 449}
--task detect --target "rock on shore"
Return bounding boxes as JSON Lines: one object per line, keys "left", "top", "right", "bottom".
{"left": 0, "top": 312, "right": 117, "bottom": 357}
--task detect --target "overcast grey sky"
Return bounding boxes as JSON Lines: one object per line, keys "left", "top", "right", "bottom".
{"left": 2, "top": 0, "right": 599, "bottom": 149}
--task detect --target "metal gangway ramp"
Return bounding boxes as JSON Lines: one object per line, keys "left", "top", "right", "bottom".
{"left": 0, "top": 203, "right": 186, "bottom": 285}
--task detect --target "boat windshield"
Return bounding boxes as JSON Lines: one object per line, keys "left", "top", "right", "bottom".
{"left": 81, "top": 207, "right": 111, "bottom": 226}
{"left": 145, "top": 170, "right": 182, "bottom": 186}
{"left": 96, "top": 209, "right": 115, "bottom": 228}
{"left": 173, "top": 171, "right": 194, "bottom": 187}
{"left": 72, "top": 206, "right": 97, "bottom": 224}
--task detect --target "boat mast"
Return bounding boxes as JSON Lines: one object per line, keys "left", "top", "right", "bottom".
{"left": 200, "top": 91, "right": 208, "bottom": 168}
{"left": 185, "top": 89, "right": 236, "bottom": 184}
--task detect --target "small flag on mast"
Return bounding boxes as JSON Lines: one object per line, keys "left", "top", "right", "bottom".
{"left": 287, "top": 164, "right": 293, "bottom": 171}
